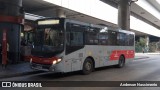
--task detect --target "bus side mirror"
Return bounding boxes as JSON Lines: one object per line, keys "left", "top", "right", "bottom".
{"left": 70, "top": 33, "right": 74, "bottom": 40}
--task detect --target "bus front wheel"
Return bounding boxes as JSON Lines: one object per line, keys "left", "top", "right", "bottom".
{"left": 82, "top": 58, "right": 94, "bottom": 75}
{"left": 116, "top": 55, "right": 125, "bottom": 68}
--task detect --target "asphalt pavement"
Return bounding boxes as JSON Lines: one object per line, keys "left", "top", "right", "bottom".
{"left": 0, "top": 62, "right": 44, "bottom": 79}
{"left": 0, "top": 53, "right": 160, "bottom": 90}
{"left": 0, "top": 53, "right": 152, "bottom": 79}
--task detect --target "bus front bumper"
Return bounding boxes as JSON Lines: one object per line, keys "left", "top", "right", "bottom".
{"left": 30, "top": 62, "right": 55, "bottom": 71}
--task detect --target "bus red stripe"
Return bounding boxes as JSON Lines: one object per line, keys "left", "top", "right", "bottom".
{"left": 110, "top": 50, "right": 134, "bottom": 60}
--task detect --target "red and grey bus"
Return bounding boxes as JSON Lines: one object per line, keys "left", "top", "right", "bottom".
{"left": 30, "top": 18, "right": 135, "bottom": 74}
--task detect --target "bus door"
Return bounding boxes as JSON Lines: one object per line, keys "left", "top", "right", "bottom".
{"left": 65, "top": 23, "right": 85, "bottom": 71}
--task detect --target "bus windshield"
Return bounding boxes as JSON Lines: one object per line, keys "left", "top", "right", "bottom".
{"left": 32, "top": 27, "right": 64, "bottom": 58}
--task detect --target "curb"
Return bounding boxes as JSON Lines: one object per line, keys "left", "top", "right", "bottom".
{"left": 0, "top": 71, "right": 44, "bottom": 79}
{"left": 148, "top": 53, "right": 160, "bottom": 55}
{"left": 134, "top": 57, "right": 149, "bottom": 60}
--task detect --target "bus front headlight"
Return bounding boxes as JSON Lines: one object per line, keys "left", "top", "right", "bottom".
{"left": 57, "top": 58, "right": 62, "bottom": 62}
{"left": 52, "top": 60, "right": 57, "bottom": 65}
{"left": 30, "top": 58, "right": 32, "bottom": 63}
{"left": 52, "top": 58, "right": 62, "bottom": 65}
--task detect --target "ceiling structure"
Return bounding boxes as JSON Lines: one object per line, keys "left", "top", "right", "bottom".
{"left": 101, "top": 0, "right": 160, "bottom": 30}
{"left": 147, "top": 0, "right": 160, "bottom": 13}
{"left": 22, "top": 0, "right": 160, "bottom": 36}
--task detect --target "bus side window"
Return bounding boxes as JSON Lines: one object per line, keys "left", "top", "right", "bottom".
{"left": 108, "top": 30, "right": 117, "bottom": 45}
{"left": 125, "top": 34, "right": 129, "bottom": 46}
{"left": 99, "top": 28, "right": 108, "bottom": 45}
{"left": 70, "top": 33, "right": 74, "bottom": 40}
{"left": 70, "top": 32, "right": 84, "bottom": 46}
{"left": 86, "top": 27, "right": 99, "bottom": 45}
{"left": 129, "top": 34, "right": 134, "bottom": 46}
{"left": 66, "top": 23, "right": 85, "bottom": 46}
{"left": 117, "top": 32, "right": 126, "bottom": 46}
{"left": 66, "top": 22, "right": 85, "bottom": 55}
{"left": 66, "top": 23, "right": 71, "bottom": 46}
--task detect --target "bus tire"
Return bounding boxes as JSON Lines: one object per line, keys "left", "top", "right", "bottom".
{"left": 116, "top": 55, "right": 125, "bottom": 68}
{"left": 82, "top": 58, "right": 94, "bottom": 75}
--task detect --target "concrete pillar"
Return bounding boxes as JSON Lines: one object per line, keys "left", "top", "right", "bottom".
{"left": 145, "top": 36, "right": 149, "bottom": 47}
{"left": 0, "top": 0, "right": 24, "bottom": 63}
{"left": 56, "top": 8, "right": 66, "bottom": 18}
{"left": 145, "top": 36, "right": 149, "bottom": 52}
{"left": 118, "top": 0, "right": 130, "bottom": 30}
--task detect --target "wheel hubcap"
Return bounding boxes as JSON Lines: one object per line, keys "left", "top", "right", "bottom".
{"left": 85, "top": 62, "right": 91, "bottom": 71}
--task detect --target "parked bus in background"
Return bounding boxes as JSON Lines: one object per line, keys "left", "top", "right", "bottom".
{"left": 30, "top": 18, "right": 135, "bottom": 74}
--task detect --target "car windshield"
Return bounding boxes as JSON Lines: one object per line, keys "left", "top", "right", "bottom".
{"left": 32, "top": 27, "right": 64, "bottom": 57}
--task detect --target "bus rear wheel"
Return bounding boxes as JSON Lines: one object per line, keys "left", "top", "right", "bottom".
{"left": 116, "top": 55, "right": 125, "bottom": 68}
{"left": 82, "top": 58, "right": 94, "bottom": 75}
